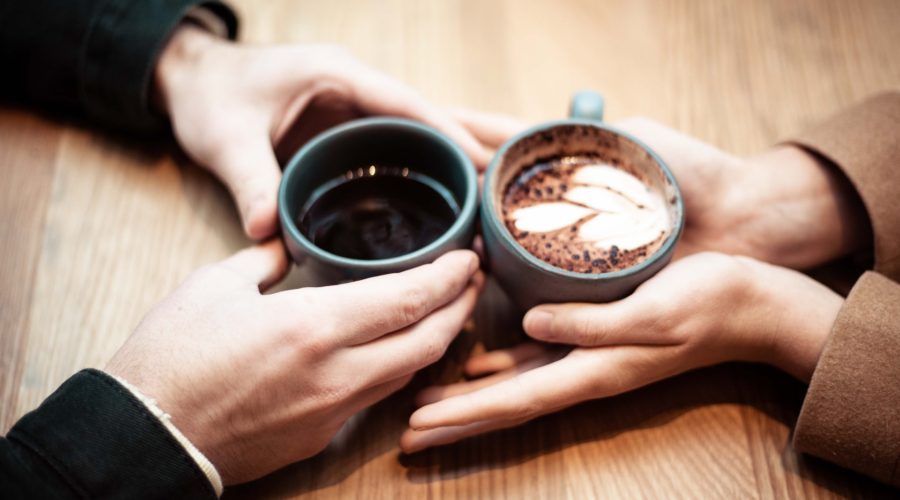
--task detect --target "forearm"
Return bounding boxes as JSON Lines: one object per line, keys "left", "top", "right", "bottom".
{"left": 0, "top": 0, "right": 237, "bottom": 132}
{"left": 740, "top": 255, "right": 844, "bottom": 382}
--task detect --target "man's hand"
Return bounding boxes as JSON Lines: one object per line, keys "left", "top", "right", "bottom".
{"left": 106, "top": 241, "right": 483, "bottom": 484}
{"left": 154, "top": 25, "right": 490, "bottom": 239}
{"left": 400, "top": 252, "right": 842, "bottom": 453}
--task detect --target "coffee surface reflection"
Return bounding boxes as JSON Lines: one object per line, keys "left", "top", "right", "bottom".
{"left": 298, "top": 166, "right": 459, "bottom": 260}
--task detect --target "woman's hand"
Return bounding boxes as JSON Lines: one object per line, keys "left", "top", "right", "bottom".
{"left": 611, "top": 118, "right": 871, "bottom": 268}
{"left": 106, "top": 241, "right": 483, "bottom": 484}
{"left": 454, "top": 111, "right": 871, "bottom": 269}
{"left": 400, "top": 252, "right": 842, "bottom": 453}
{"left": 154, "top": 25, "right": 490, "bottom": 240}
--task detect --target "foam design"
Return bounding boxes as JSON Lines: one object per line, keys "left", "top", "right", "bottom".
{"left": 512, "top": 202, "right": 595, "bottom": 233}
{"left": 508, "top": 163, "right": 669, "bottom": 252}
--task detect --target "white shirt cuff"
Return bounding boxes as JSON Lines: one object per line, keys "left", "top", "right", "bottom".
{"left": 112, "top": 375, "right": 224, "bottom": 497}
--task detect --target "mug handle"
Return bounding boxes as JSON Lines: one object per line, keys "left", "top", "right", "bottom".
{"left": 569, "top": 90, "right": 605, "bottom": 121}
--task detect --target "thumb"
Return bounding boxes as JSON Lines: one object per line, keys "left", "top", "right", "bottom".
{"left": 210, "top": 133, "right": 282, "bottom": 240}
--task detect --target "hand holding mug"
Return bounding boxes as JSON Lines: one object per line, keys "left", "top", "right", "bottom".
{"left": 154, "top": 25, "right": 490, "bottom": 240}
{"left": 610, "top": 118, "right": 871, "bottom": 268}
{"left": 399, "top": 105, "right": 871, "bottom": 452}
{"left": 106, "top": 242, "right": 483, "bottom": 484}
{"left": 456, "top": 110, "right": 871, "bottom": 269}
{"left": 478, "top": 93, "right": 685, "bottom": 310}
{"left": 401, "top": 252, "right": 842, "bottom": 453}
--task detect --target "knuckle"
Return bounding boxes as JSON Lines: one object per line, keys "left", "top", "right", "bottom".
{"left": 297, "top": 330, "right": 332, "bottom": 359}
{"left": 509, "top": 380, "right": 542, "bottom": 418}
{"left": 671, "top": 325, "right": 697, "bottom": 346}
{"left": 567, "top": 313, "right": 602, "bottom": 344}
{"left": 397, "top": 285, "right": 429, "bottom": 324}
{"left": 272, "top": 292, "right": 338, "bottom": 357}
{"left": 657, "top": 318, "right": 688, "bottom": 344}
{"left": 699, "top": 253, "right": 753, "bottom": 295}
{"left": 642, "top": 297, "right": 678, "bottom": 337}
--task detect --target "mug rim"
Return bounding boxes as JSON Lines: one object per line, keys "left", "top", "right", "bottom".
{"left": 482, "top": 119, "right": 685, "bottom": 281}
{"left": 278, "top": 117, "right": 478, "bottom": 271}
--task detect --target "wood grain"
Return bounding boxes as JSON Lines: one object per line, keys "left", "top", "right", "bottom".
{"left": 0, "top": 108, "right": 61, "bottom": 431}
{"left": 2, "top": 0, "right": 899, "bottom": 498}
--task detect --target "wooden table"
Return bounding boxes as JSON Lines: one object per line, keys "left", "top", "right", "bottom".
{"left": 2, "top": 0, "right": 899, "bottom": 497}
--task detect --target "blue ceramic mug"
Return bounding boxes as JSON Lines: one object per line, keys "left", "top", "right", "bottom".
{"left": 480, "top": 91, "right": 685, "bottom": 310}
{"left": 278, "top": 117, "right": 478, "bottom": 284}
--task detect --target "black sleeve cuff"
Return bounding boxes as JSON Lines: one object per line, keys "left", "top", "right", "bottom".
{"left": 81, "top": 1, "right": 238, "bottom": 132}
{"left": 7, "top": 369, "right": 216, "bottom": 499}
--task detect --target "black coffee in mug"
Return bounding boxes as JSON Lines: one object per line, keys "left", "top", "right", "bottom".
{"left": 297, "top": 165, "right": 459, "bottom": 260}
{"left": 279, "top": 117, "right": 477, "bottom": 282}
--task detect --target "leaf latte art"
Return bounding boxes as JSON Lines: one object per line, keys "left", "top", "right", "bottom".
{"left": 501, "top": 157, "right": 672, "bottom": 273}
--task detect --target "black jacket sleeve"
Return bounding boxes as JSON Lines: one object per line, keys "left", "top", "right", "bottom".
{"left": 1, "top": 369, "right": 216, "bottom": 499}
{"left": 0, "top": 0, "right": 237, "bottom": 132}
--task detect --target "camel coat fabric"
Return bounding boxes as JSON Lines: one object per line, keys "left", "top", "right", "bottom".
{"left": 790, "top": 91, "right": 900, "bottom": 487}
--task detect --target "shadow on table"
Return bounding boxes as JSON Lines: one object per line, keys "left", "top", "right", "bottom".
{"left": 399, "top": 363, "right": 896, "bottom": 499}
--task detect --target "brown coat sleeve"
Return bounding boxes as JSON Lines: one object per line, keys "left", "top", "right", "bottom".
{"left": 789, "top": 91, "right": 900, "bottom": 487}
{"left": 792, "top": 91, "right": 900, "bottom": 280}
{"left": 793, "top": 273, "right": 900, "bottom": 486}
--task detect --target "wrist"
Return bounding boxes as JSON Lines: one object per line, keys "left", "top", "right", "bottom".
{"left": 153, "top": 23, "right": 222, "bottom": 116}
{"left": 746, "top": 260, "right": 843, "bottom": 381}
{"left": 111, "top": 374, "right": 224, "bottom": 495}
{"left": 728, "top": 146, "right": 870, "bottom": 269}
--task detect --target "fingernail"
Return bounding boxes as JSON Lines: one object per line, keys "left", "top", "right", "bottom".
{"left": 524, "top": 309, "right": 553, "bottom": 336}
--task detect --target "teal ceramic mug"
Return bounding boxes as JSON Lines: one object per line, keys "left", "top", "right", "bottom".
{"left": 480, "top": 91, "right": 685, "bottom": 310}
{"left": 278, "top": 117, "right": 478, "bottom": 284}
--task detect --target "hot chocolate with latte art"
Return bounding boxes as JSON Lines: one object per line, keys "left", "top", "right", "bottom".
{"left": 501, "top": 155, "right": 672, "bottom": 273}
